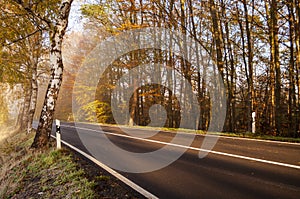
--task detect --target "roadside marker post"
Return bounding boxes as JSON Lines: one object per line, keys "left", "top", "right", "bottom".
{"left": 252, "top": 112, "right": 256, "bottom": 134}
{"left": 56, "top": 119, "right": 61, "bottom": 149}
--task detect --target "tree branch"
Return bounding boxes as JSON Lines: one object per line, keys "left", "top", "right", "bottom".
{"left": 3, "top": 29, "right": 42, "bottom": 46}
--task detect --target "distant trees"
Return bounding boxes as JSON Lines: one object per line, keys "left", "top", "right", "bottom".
{"left": 55, "top": 31, "right": 99, "bottom": 122}
{"left": 1, "top": 0, "right": 299, "bottom": 139}
{"left": 76, "top": 0, "right": 300, "bottom": 137}
{"left": 0, "top": 1, "right": 44, "bottom": 133}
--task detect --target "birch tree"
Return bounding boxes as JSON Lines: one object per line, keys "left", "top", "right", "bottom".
{"left": 32, "top": 0, "right": 74, "bottom": 148}
{"left": 10, "top": 0, "right": 74, "bottom": 148}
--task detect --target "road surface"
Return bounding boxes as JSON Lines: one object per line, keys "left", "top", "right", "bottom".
{"left": 49, "top": 122, "right": 300, "bottom": 199}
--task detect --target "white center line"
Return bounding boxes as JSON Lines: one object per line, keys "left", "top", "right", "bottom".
{"left": 62, "top": 124, "right": 300, "bottom": 170}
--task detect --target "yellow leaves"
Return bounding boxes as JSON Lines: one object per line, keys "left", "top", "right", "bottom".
{"left": 81, "top": 4, "right": 106, "bottom": 19}
{"left": 80, "top": 100, "right": 112, "bottom": 123}
{"left": 117, "top": 22, "right": 148, "bottom": 31}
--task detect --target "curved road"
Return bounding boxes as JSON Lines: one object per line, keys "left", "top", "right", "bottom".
{"left": 49, "top": 122, "right": 300, "bottom": 199}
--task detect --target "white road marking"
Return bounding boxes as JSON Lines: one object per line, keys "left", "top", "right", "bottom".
{"left": 62, "top": 124, "right": 300, "bottom": 170}
{"left": 202, "top": 134, "right": 300, "bottom": 146}
{"left": 50, "top": 134, "right": 159, "bottom": 199}
{"left": 67, "top": 121, "right": 300, "bottom": 146}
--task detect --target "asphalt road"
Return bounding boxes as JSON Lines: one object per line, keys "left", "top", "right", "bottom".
{"left": 50, "top": 122, "right": 300, "bottom": 199}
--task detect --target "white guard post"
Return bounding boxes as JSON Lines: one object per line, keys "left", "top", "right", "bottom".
{"left": 252, "top": 112, "right": 256, "bottom": 134}
{"left": 56, "top": 119, "right": 61, "bottom": 149}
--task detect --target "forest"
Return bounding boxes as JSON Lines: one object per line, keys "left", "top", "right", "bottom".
{"left": 1, "top": 0, "right": 300, "bottom": 148}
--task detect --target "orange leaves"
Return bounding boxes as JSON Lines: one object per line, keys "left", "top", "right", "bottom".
{"left": 117, "top": 22, "right": 148, "bottom": 31}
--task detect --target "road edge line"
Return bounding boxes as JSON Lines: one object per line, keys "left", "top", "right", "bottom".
{"left": 65, "top": 121, "right": 300, "bottom": 146}
{"left": 62, "top": 125, "right": 300, "bottom": 170}
{"left": 50, "top": 135, "right": 159, "bottom": 199}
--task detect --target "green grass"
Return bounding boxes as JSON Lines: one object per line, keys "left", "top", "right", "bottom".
{"left": 0, "top": 131, "right": 96, "bottom": 198}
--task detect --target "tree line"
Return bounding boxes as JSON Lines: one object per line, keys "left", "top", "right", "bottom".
{"left": 0, "top": 0, "right": 299, "bottom": 150}
{"left": 62, "top": 0, "right": 299, "bottom": 137}
{"left": 1, "top": 0, "right": 73, "bottom": 148}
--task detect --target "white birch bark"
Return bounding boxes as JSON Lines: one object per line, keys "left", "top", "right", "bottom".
{"left": 32, "top": 0, "right": 73, "bottom": 148}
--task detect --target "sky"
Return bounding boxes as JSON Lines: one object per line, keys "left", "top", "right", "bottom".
{"left": 68, "top": 0, "right": 85, "bottom": 32}
{"left": 67, "top": 0, "right": 99, "bottom": 32}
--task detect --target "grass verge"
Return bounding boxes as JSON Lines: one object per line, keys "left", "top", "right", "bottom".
{"left": 0, "top": 131, "right": 96, "bottom": 198}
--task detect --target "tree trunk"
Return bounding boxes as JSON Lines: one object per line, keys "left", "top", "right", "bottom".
{"left": 287, "top": 0, "right": 297, "bottom": 137}
{"left": 129, "top": 72, "right": 138, "bottom": 126}
{"left": 27, "top": 60, "right": 38, "bottom": 134}
{"left": 188, "top": 0, "right": 202, "bottom": 130}
{"left": 243, "top": 0, "right": 254, "bottom": 133}
{"left": 271, "top": 0, "right": 281, "bottom": 135}
{"left": 226, "top": 13, "right": 236, "bottom": 132}
{"left": 20, "top": 83, "right": 32, "bottom": 131}
{"left": 265, "top": 1, "right": 276, "bottom": 134}
{"left": 209, "top": 0, "right": 224, "bottom": 132}
{"left": 31, "top": 0, "right": 73, "bottom": 149}
{"left": 27, "top": 32, "right": 41, "bottom": 134}
{"left": 295, "top": 0, "right": 300, "bottom": 136}
{"left": 209, "top": 0, "right": 224, "bottom": 78}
